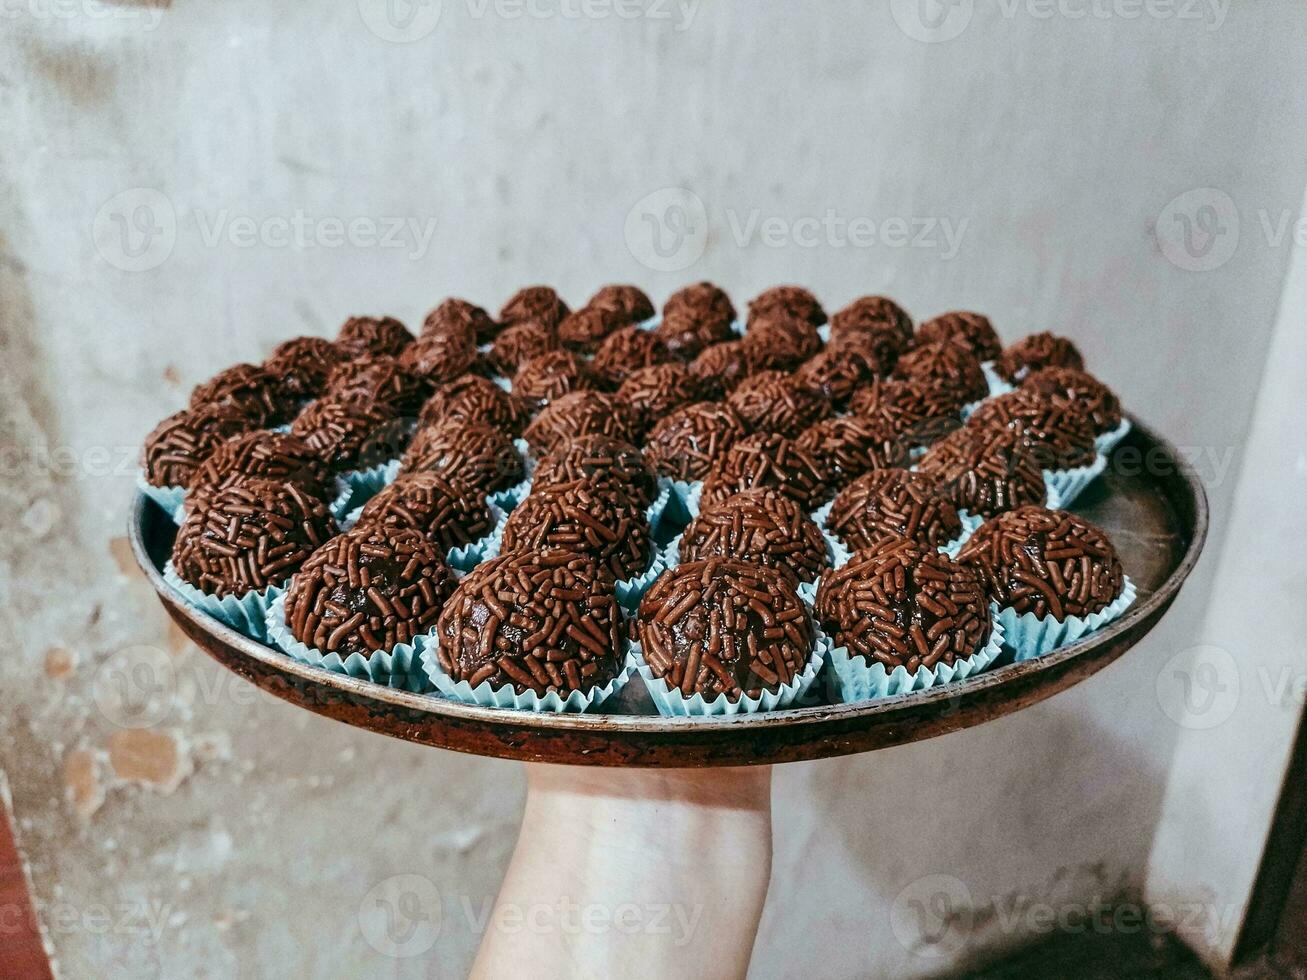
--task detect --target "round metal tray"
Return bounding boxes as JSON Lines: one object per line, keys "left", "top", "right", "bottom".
{"left": 130, "top": 418, "right": 1207, "bottom": 767}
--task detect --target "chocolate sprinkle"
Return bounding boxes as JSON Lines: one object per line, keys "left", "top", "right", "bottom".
{"left": 532, "top": 435, "right": 658, "bottom": 510}
{"left": 967, "top": 389, "right": 1098, "bottom": 470}
{"left": 142, "top": 404, "right": 249, "bottom": 489}
{"left": 557, "top": 306, "right": 624, "bottom": 354}
{"left": 916, "top": 311, "right": 1002, "bottom": 362}
{"left": 190, "top": 363, "right": 299, "bottom": 427}
{"left": 656, "top": 308, "right": 737, "bottom": 362}
{"left": 827, "top": 468, "right": 962, "bottom": 552}
{"left": 1022, "top": 367, "right": 1123, "bottom": 436}
{"left": 727, "top": 370, "right": 831, "bottom": 439}
{"left": 917, "top": 426, "right": 1048, "bottom": 518}
{"left": 617, "top": 363, "right": 706, "bottom": 434}
{"left": 398, "top": 331, "right": 481, "bottom": 386}
{"left": 187, "top": 430, "right": 331, "bottom": 500}
{"left": 423, "top": 298, "right": 498, "bottom": 346}
{"left": 701, "top": 432, "right": 830, "bottom": 512}
{"left": 335, "top": 316, "right": 414, "bottom": 358}
{"left": 995, "top": 331, "right": 1085, "bottom": 384}
{"left": 401, "top": 421, "right": 524, "bottom": 494}
{"left": 325, "top": 356, "right": 429, "bottom": 415}
{"left": 680, "top": 488, "right": 829, "bottom": 587}
{"left": 585, "top": 284, "right": 655, "bottom": 326}
{"left": 794, "top": 415, "right": 910, "bottom": 489}
{"left": 690, "top": 339, "right": 762, "bottom": 397}
{"left": 746, "top": 285, "right": 826, "bottom": 328}
{"left": 291, "top": 398, "right": 411, "bottom": 473}
{"left": 489, "top": 320, "right": 561, "bottom": 377}
{"left": 591, "top": 325, "right": 671, "bottom": 389}
{"left": 662, "top": 282, "right": 736, "bottom": 332}
{"left": 743, "top": 317, "right": 823, "bottom": 372}
{"left": 502, "top": 479, "right": 652, "bottom": 580}
{"left": 796, "top": 332, "right": 887, "bottom": 406}
{"left": 355, "top": 471, "right": 493, "bottom": 552}
{"left": 643, "top": 401, "right": 747, "bottom": 482}
{"left": 895, "top": 341, "right": 989, "bottom": 405}
{"left": 523, "top": 391, "right": 640, "bottom": 456}
{"left": 499, "top": 286, "right": 570, "bottom": 330}
{"left": 512, "top": 350, "right": 597, "bottom": 408}
{"left": 264, "top": 337, "right": 346, "bottom": 401}
{"left": 419, "top": 375, "right": 530, "bottom": 436}
{"left": 848, "top": 378, "right": 965, "bottom": 447}
{"left": 830, "top": 295, "right": 913, "bottom": 343}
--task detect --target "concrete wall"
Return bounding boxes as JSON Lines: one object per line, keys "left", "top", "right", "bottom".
{"left": 1, "top": 1, "right": 1305, "bottom": 976}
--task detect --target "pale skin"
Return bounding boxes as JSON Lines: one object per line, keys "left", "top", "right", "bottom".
{"left": 470, "top": 764, "right": 774, "bottom": 980}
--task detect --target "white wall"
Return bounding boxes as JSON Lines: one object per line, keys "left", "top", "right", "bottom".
{"left": 2, "top": 1, "right": 1305, "bottom": 976}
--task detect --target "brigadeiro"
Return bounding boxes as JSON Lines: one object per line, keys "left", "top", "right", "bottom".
{"left": 680, "top": 488, "right": 829, "bottom": 587}
{"left": 489, "top": 320, "right": 561, "bottom": 377}
{"left": 500, "top": 479, "right": 653, "bottom": 581}
{"left": 796, "top": 332, "right": 885, "bottom": 406}
{"left": 423, "top": 297, "right": 498, "bottom": 345}
{"left": 690, "top": 339, "right": 761, "bottom": 397}
{"left": 419, "top": 375, "right": 530, "bottom": 436}
{"left": 284, "top": 524, "right": 455, "bottom": 658}
{"left": 512, "top": 350, "right": 596, "bottom": 408}
{"left": 591, "top": 325, "right": 670, "bottom": 389}
{"left": 402, "top": 421, "right": 525, "bottom": 495}
{"left": 794, "top": 415, "right": 908, "bottom": 489}
{"left": 917, "top": 425, "right": 1047, "bottom": 517}
{"left": 1022, "top": 367, "right": 1124, "bottom": 436}
{"left": 398, "top": 331, "right": 480, "bottom": 386}
{"left": 531, "top": 435, "right": 658, "bottom": 510}
{"left": 523, "top": 391, "right": 640, "bottom": 455}
{"left": 895, "top": 341, "right": 989, "bottom": 405}
{"left": 968, "top": 389, "right": 1098, "bottom": 470}
{"left": 826, "top": 468, "right": 963, "bottom": 552}
{"left": 637, "top": 558, "right": 814, "bottom": 702}
{"left": 617, "top": 363, "right": 706, "bottom": 434}
{"left": 747, "top": 285, "right": 826, "bottom": 328}
{"left": 958, "top": 506, "right": 1125, "bottom": 619}
{"left": 726, "top": 370, "right": 831, "bottom": 438}
{"left": 585, "top": 283, "right": 655, "bottom": 326}
{"left": 743, "top": 317, "right": 823, "bottom": 371}
{"left": 814, "top": 539, "right": 992, "bottom": 674}
{"left": 995, "top": 331, "right": 1085, "bottom": 384}
{"left": 292, "top": 397, "right": 411, "bottom": 473}
{"left": 830, "top": 295, "right": 913, "bottom": 343}
{"left": 916, "top": 311, "right": 1002, "bottom": 362}
{"left": 335, "top": 315, "right": 414, "bottom": 358}
{"left": 354, "top": 471, "right": 493, "bottom": 553}
{"left": 190, "top": 363, "right": 299, "bottom": 427}
{"left": 643, "top": 401, "right": 747, "bottom": 482}
{"left": 325, "top": 356, "right": 429, "bottom": 415}
{"left": 657, "top": 308, "right": 737, "bottom": 362}
{"left": 264, "top": 337, "right": 346, "bottom": 401}
{"left": 557, "top": 307, "right": 622, "bottom": 354}
{"left": 434, "top": 549, "right": 622, "bottom": 696}
{"left": 662, "top": 281, "right": 736, "bottom": 330}
{"left": 499, "top": 285, "right": 570, "bottom": 329}
{"left": 700, "top": 432, "right": 829, "bottom": 512}
{"left": 172, "top": 479, "right": 335, "bottom": 597}
{"left": 188, "top": 430, "right": 331, "bottom": 501}
{"left": 849, "top": 378, "right": 964, "bottom": 446}
{"left": 142, "top": 404, "right": 249, "bottom": 489}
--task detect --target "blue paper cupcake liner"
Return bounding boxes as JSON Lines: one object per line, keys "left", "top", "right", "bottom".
{"left": 264, "top": 593, "right": 432, "bottom": 692}
{"left": 981, "top": 361, "right": 1015, "bottom": 398}
{"left": 1095, "top": 417, "right": 1133, "bottom": 455}
{"left": 137, "top": 470, "right": 187, "bottom": 524}
{"left": 998, "top": 575, "right": 1137, "bottom": 662}
{"left": 420, "top": 636, "right": 636, "bottom": 713}
{"left": 825, "top": 611, "right": 1006, "bottom": 703}
{"left": 330, "top": 458, "right": 401, "bottom": 521}
{"left": 163, "top": 561, "right": 283, "bottom": 642}
{"left": 1043, "top": 453, "right": 1107, "bottom": 508}
{"left": 341, "top": 501, "right": 508, "bottom": 575}
{"left": 629, "top": 631, "right": 830, "bottom": 718}
{"left": 486, "top": 438, "right": 534, "bottom": 512}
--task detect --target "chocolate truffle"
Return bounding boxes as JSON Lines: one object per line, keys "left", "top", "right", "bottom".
{"left": 794, "top": 416, "right": 909, "bottom": 489}
{"left": 637, "top": 558, "right": 814, "bottom": 701}
{"left": 967, "top": 389, "right": 1098, "bottom": 470}
{"left": 726, "top": 371, "right": 831, "bottom": 438}
{"left": 499, "top": 286, "right": 570, "bottom": 329}
{"left": 172, "top": 479, "right": 335, "bottom": 597}
{"left": 419, "top": 375, "right": 530, "bottom": 436}
{"left": 434, "top": 549, "right": 622, "bottom": 695}
{"left": 916, "top": 311, "right": 1002, "bottom": 362}
{"left": 690, "top": 339, "right": 762, "bottom": 396}
{"left": 423, "top": 297, "right": 498, "bottom": 345}
{"left": 895, "top": 341, "right": 989, "bottom": 405}
{"left": 190, "top": 363, "right": 299, "bottom": 427}
{"left": 743, "top": 317, "right": 823, "bottom": 371}
{"left": 402, "top": 421, "right": 525, "bottom": 494}
{"left": 188, "top": 430, "right": 331, "bottom": 500}
{"left": 814, "top": 540, "right": 992, "bottom": 673}
{"left": 501, "top": 479, "right": 652, "bottom": 580}
{"left": 995, "top": 331, "right": 1085, "bottom": 384}
{"left": 557, "top": 306, "right": 623, "bottom": 354}
{"left": 292, "top": 398, "right": 411, "bottom": 473}
{"left": 917, "top": 426, "right": 1047, "bottom": 517}
{"left": 489, "top": 320, "right": 561, "bottom": 377}
{"left": 591, "top": 325, "right": 670, "bottom": 388}
{"left": 827, "top": 468, "right": 962, "bottom": 552}
{"left": 1022, "top": 367, "right": 1123, "bottom": 436}
{"left": 398, "top": 331, "right": 480, "bottom": 386}
{"left": 656, "top": 309, "right": 737, "bottom": 362}
{"left": 680, "top": 488, "right": 828, "bottom": 586}
{"left": 523, "top": 391, "right": 640, "bottom": 455}
{"left": 849, "top": 378, "right": 965, "bottom": 447}
{"left": 512, "top": 350, "right": 597, "bottom": 407}
{"left": 354, "top": 472, "right": 493, "bottom": 552}
{"left": 531, "top": 435, "right": 658, "bottom": 510}
{"left": 662, "top": 282, "right": 736, "bottom": 330}
{"left": 796, "top": 332, "right": 886, "bottom": 406}
{"left": 284, "top": 524, "right": 454, "bottom": 658}
{"left": 325, "top": 356, "right": 429, "bottom": 415}
{"left": 643, "top": 401, "right": 747, "bottom": 482}
{"left": 264, "top": 337, "right": 346, "bottom": 401}
{"left": 746, "top": 285, "right": 827, "bottom": 328}
{"left": 142, "top": 404, "right": 249, "bottom": 489}
{"left": 585, "top": 284, "right": 655, "bottom": 326}
{"left": 617, "top": 363, "right": 706, "bottom": 434}
{"left": 701, "top": 432, "right": 829, "bottom": 512}
{"left": 335, "top": 315, "right": 414, "bottom": 358}
{"left": 958, "top": 506, "right": 1125, "bottom": 618}
{"left": 830, "top": 295, "right": 913, "bottom": 343}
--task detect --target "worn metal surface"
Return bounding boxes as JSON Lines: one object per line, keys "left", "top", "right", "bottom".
{"left": 130, "top": 419, "right": 1207, "bottom": 767}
